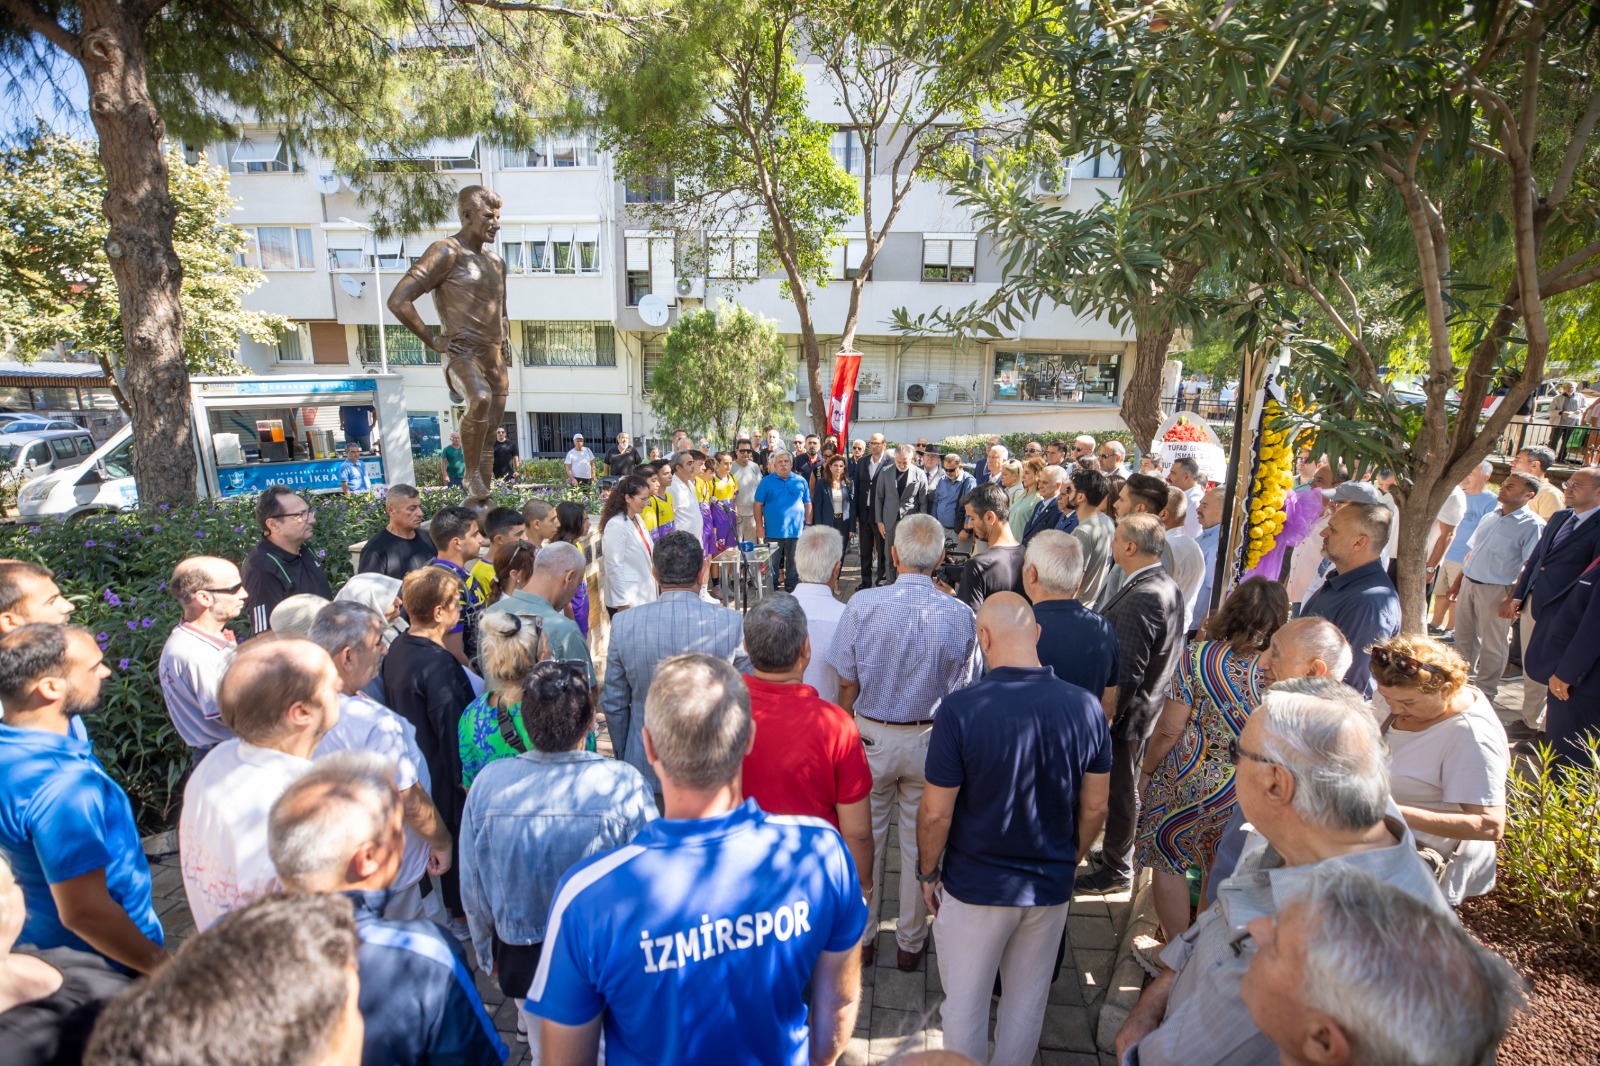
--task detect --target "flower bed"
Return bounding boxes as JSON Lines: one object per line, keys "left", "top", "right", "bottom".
{"left": 0, "top": 479, "right": 598, "bottom": 832}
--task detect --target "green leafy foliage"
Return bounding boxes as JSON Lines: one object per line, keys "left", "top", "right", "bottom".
{"left": 0, "top": 131, "right": 280, "bottom": 376}
{"left": 651, "top": 301, "right": 795, "bottom": 441}
{"left": 1500, "top": 741, "right": 1600, "bottom": 946}
{"left": 935, "top": 429, "right": 1142, "bottom": 459}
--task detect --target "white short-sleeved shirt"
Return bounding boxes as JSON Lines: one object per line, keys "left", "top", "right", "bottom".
{"left": 316, "top": 693, "right": 432, "bottom": 891}
{"left": 179, "top": 740, "right": 311, "bottom": 931}
{"left": 565, "top": 447, "right": 595, "bottom": 479}
{"left": 1426, "top": 486, "right": 1468, "bottom": 562}
{"left": 1386, "top": 687, "right": 1509, "bottom": 904}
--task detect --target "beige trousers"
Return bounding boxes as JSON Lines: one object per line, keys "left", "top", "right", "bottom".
{"left": 856, "top": 715, "right": 933, "bottom": 952}
{"left": 935, "top": 894, "right": 1071, "bottom": 1066}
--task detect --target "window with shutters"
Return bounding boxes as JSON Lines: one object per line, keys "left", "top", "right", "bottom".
{"left": 1071, "top": 149, "right": 1124, "bottom": 179}
{"left": 826, "top": 236, "right": 870, "bottom": 281}
{"left": 708, "top": 236, "right": 758, "bottom": 279}
{"left": 501, "top": 132, "right": 599, "bottom": 169}
{"left": 922, "top": 238, "right": 976, "bottom": 282}
{"left": 522, "top": 322, "right": 617, "bottom": 367}
{"left": 642, "top": 342, "right": 665, "bottom": 394}
{"left": 625, "top": 236, "right": 675, "bottom": 306}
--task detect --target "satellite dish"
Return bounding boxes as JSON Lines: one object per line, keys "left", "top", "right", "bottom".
{"left": 314, "top": 172, "right": 343, "bottom": 195}
{"left": 337, "top": 273, "right": 365, "bottom": 298}
{"left": 637, "top": 293, "right": 670, "bottom": 328}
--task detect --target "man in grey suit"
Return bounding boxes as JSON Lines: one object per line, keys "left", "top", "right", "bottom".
{"left": 1080, "top": 513, "right": 1185, "bottom": 893}
{"left": 874, "top": 443, "right": 930, "bottom": 552}
{"left": 602, "top": 531, "right": 751, "bottom": 801}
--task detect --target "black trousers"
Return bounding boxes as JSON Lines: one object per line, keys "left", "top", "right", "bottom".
{"left": 858, "top": 516, "right": 888, "bottom": 587}
{"left": 1101, "top": 734, "right": 1145, "bottom": 878}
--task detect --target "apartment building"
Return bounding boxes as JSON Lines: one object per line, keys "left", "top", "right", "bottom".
{"left": 210, "top": 72, "right": 1135, "bottom": 461}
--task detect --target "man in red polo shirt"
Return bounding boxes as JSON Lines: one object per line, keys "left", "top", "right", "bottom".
{"left": 740, "top": 593, "right": 873, "bottom": 890}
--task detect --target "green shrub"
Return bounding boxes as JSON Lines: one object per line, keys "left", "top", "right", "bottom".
{"left": 409, "top": 454, "right": 572, "bottom": 488}
{"left": 0, "top": 479, "right": 602, "bottom": 833}
{"left": 411, "top": 455, "right": 444, "bottom": 487}
{"left": 1498, "top": 740, "right": 1600, "bottom": 945}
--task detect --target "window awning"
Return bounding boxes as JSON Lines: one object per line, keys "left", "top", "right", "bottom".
{"left": 373, "top": 236, "right": 404, "bottom": 257}
{"left": 232, "top": 136, "right": 283, "bottom": 164}
{"left": 326, "top": 232, "right": 367, "bottom": 252}
{"left": 366, "top": 136, "right": 479, "bottom": 162}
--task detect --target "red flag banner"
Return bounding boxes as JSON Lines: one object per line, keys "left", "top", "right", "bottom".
{"left": 826, "top": 350, "right": 862, "bottom": 451}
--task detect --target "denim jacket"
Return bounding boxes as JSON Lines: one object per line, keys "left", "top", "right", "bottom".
{"left": 458, "top": 750, "right": 656, "bottom": 972}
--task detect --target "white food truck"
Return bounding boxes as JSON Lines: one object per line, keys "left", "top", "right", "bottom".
{"left": 17, "top": 373, "right": 414, "bottom": 520}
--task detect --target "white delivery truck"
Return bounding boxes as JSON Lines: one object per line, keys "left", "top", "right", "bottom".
{"left": 17, "top": 373, "right": 414, "bottom": 520}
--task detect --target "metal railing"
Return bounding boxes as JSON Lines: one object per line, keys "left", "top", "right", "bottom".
{"left": 1160, "top": 396, "right": 1239, "bottom": 423}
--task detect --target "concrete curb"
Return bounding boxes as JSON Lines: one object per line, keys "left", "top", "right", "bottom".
{"left": 1096, "top": 870, "right": 1158, "bottom": 1054}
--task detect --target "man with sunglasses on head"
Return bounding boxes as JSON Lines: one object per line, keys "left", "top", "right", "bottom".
{"left": 242, "top": 485, "right": 332, "bottom": 636}
{"left": 159, "top": 557, "right": 249, "bottom": 765}
{"left": 731, "top": 439, "right": 765, "bottom": 544}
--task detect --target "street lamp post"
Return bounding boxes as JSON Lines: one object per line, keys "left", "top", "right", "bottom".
{"left": 338, "top": 217, "right": 387, "bottom": 374}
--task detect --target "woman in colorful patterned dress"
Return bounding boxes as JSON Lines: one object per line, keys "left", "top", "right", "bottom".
{"left": 1135, "top": 577, "right": 1289, "bottom": 940}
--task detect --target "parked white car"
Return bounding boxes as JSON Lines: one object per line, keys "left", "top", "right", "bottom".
{"left": 1, "top": 428, "right": 98, "bottom": 482}
{"left": 16, "top": 425, "right": 137, "bottom": 520}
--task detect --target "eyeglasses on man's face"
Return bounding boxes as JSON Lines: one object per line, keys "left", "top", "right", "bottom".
{"left": 1099, "top": 452, "right": 1116, "bottom": 460}
{"left": 274, "top": 509, "right": 311, "bottom": 522}
{"left": 1227, "top": 738, "right": 1279, "bottom": 768}
{"left": 203, "top": 582, "right": 246, "bottom": 596}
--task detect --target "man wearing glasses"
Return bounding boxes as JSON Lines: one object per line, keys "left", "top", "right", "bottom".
{"left": 731, "top": 440, "right": 764, "bottom": 543}
{"left": 929, "top": 452, "right": 976, "bottom": 536}
{"left": 1098, "top": 441, "right": 1131, "bottom": 478}
{"left": 241, "top": 485, "right": 332, "bottom": 636}
{"left": 159, "top": 556, "right": 249, "bottom": 764}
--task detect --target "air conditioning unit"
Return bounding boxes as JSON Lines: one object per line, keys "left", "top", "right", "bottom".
{"left": 904, "top": 382, "right": 940, "bottom": 405}
{"left": 784, "top": 379, "right": 800, "bottom": 403}
{"left": 1029, "top": 165, "right": 1072, "bottom": 200}
{"left": 675, "top": 276, "right": 705, "bottom": 300}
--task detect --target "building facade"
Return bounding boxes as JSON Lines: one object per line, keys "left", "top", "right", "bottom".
{"left": 210, "top": 72, "right": 1135, "bottom": 462}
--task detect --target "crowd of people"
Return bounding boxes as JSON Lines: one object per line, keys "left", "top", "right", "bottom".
{"left": 3, "top": 417, "right": 1585, "bottom": 1066}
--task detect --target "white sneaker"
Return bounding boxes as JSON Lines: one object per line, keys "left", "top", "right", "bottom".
{"left": 515, "top": 1014, "right": 528, "bottom": 1044}
{"left": 445, "top": 916, "right": 471, "bottom": 943}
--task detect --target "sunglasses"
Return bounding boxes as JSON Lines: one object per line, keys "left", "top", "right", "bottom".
{"left": 203, "top": 582, "right": 246, "bottom": 595}
{"left": 1227, "top": 738, "right": 1279, "bottom": 768}
{"left": 1369, "top": 646, "right": 1444, "bottom": 678}
{"left": 1098, "top": 453, "right": 1116, "bottom": 459}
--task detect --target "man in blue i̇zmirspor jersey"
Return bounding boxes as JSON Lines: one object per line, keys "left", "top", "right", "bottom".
{"left": 527, "top": 652, "right": 868, "bottom": 1066}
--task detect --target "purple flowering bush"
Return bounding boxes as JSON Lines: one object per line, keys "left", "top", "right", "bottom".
{"left": 0, "top": 481, "right": 584, "bottom": 832}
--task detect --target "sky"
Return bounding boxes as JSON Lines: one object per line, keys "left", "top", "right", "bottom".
{"left": 2, "top": 52, "right": 94, "bottom": 143}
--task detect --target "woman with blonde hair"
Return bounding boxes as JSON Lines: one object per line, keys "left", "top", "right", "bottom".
{"left": 457, "top": 610, "right": 554, "bottom": 789}
{"left": 1370, "top": 634, "right": 1509, "bottom": 906}
{"left": 1136, "top": 577, "right": 1289, "bottom": 939}
{"left": 1010, "top": 457, "right": 1047, "bottom": 542}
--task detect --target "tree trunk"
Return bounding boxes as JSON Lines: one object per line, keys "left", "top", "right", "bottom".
{"left": 79, "top": 1, "right": 195, "bottom": 507}
{"left": 1392, "top": 493, "right": 1435, "bottom": 634}
{"left": 1121, "top": 261, "right": 1201, "bottom": 449}
{"left": 800, "top": 312, "right": 827, "bottom": 437}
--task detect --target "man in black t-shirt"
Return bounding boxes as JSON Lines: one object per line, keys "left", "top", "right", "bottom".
{"left": 357, "top": 484, "right": 436, "bottom": 580}
{"left": 604, "top": 430, "right": 640, "bottom": 478}
{"left": 241, "top": 486, "right": 332, "bottom": 635}
{"left": 951, "top": 482, "right": 1027, "bottom": 609}
{"left": 491, "top": 426, "right": 518, "bottom": 482}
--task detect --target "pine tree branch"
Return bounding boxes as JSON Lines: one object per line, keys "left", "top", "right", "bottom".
{"left": 453, "top": 0, "right": 667, "bottom": 27}
{"left": 0, "top": 0, "right": 82, "bottom": 58}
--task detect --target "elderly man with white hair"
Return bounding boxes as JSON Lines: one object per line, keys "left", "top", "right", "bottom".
{"left": 828, "top": 513, "right": 981, "bottom": 972}
{"left": 792, "top": 525, "right": 847, "bottom": 701}
{"left": 975, "top": 442, "right": 1010, "bottom": 487}
{"left": 1241, "top": 866, "right": 1521, "bottom": 1066}
{"left": 1098, "top": 439, "right": 1131, "bottom": 478}
{"left": 873, "top": 442, "right": 930, "bottom": 553}
{"left": 1115, "top": 677, "right": 1452, "bottom": 1066}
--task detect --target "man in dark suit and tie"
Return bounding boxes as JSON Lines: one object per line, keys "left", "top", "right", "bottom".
{"left": 1079, "top": 514, "right": 1185, "bottom": 893}
{"left": 855, "top": 433, "right": 893, "bottom": 588}
{"left": 1524, "top": 551, "right": 1600, "bottom": 765}
{"left": 1021, "top": 466, "right": 1072, "bottom": 543}
{"left": 1506, "top": 466, "right": 1600, "bottom": 737}
{"left": 874, "top": 443, "right": 930, "bottom": 556}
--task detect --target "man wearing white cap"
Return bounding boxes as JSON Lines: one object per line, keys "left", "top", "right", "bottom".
{"left": 564, "top": 433, "right": 596, "bottom": 486}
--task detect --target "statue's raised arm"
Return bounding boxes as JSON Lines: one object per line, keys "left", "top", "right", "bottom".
{"left": 387, "top": 185, "right": 510, "bottom": 501}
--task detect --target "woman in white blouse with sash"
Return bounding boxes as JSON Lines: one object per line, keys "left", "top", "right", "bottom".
{"left": 600, "top": 475, "right": 658, "bottom": 617}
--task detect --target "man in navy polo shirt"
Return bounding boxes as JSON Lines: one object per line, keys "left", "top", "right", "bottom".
{"left": 754, "top": 450, "right": 813, "bottom": 593}
{"left": 1023, "top": 530, "right": 1120, "bottom": 720}
{"left": 0, "top": 624, "right": 168, "bottom": 974}
{"left": 529, "top": 653, "right": 867, "bottom": 1066}
{"left": 917, "top": 594, "right": 1111, "bottom": 1066}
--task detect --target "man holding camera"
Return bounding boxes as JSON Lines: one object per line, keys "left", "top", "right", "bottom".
{"left": 940, "top": 483, "right": 1026, "bottom": 609}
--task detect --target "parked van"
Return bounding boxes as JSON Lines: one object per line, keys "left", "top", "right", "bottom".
{"left": 16, "top": 425, "right": 137, "bottom": 520}
{"left": 1, "top": 428, "right": 98, "bottom": 482}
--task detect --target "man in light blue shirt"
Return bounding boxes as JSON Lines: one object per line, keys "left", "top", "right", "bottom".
{"left": 1445, "top": 472, "right": 1544, "bottom": 701}
{"left": 754, "top": 451, "right": 812, "bottom": 592}
{"left": 337, "top": 442, "right": 372, "bottom": 494}
{"left": 928, "top": 452, "right": 977, "bottom": 533}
